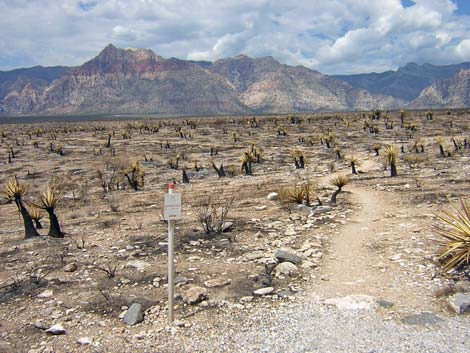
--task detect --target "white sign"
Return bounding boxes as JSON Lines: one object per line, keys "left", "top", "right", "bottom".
{"left": 164, "top": 193, "right": 182, "bottom": 220}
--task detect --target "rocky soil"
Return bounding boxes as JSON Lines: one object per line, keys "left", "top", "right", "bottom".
{"left": 1, "top": 110, "right": 470, "bottom": 352}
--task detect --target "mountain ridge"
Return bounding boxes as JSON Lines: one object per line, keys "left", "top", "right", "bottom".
{"left": 0, "top": 45, "right": 468, "bottom": 116}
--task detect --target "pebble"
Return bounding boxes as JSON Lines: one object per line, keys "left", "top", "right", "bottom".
{"left": 77, "top": 337, "right": 92, "bottom": 345}
{"left": 253, "top": 287, "right": 274, "bottom": 296}
{"left": 45, "top": 323, "right": 66, "bottom": 335}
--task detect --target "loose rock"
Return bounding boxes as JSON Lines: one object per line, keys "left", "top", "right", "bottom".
{"left": 275, "top": 249, "right": 302, "bottom": 264}
{"left": 275, "top": 262, "right": 298, "bottom": 276}
{"left": 448, "top": 292, "right": 470, "bottom": 314}
{"left": 185, "top": 286, "right": 207, "bottom": 304}
{"left": 45, "top": 323, "right": 66, "bottom": 335}
{"left": 253, "top": 287, "right": 274, "bottom": 296}
{"left": 204, "top": 278, "right": 231, "bottom": 288}
{"left": 63, "top": 263, "right": 77, "bottom": 272}
{"left": 123, "top": 303, "right": 144, "bottom": 326}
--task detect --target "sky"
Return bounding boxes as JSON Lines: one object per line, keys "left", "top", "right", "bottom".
{"left": 1, "top": 0, "right": 470, "bottom": 74}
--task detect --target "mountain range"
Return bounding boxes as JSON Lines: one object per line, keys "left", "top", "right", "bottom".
{"left": 1, "top": 44, "right": 469, "bottom": 116}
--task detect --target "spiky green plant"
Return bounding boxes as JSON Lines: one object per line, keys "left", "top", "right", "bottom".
{"left": 384, "top": 144, "right": 399, "bottom": 177}
{"left": 3, "top": 177, "right": 40, "bottom": 239}
{"left": 36, "top": 185, "right": 64, "bottom": 238}
{"left": 329, "top": 175, "right": 350, "bottom": 206}
{"left": 434, "top": 199, "right": 470, "bottom": 271}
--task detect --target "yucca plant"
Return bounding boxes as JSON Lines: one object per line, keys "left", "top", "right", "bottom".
{"left": 124, "top": 161, "right": 145, "bottom": 191}
{"left": 434, "top": 199, "right": 470, "bottom": 272}
{"left": 329, "top": 175, "right": 350, "bottom": 206}
{"left": 436, "top": 137, "right": 446, "bottom": 157}
{"left": 291, "top": 150, "right": 306, "bottom": 169}
{"left": 30, "top": 207, "right": 43, "bottom": 229}
{"left": 36, "top": 185, "right": 64, "bottom": 238}
{"left": 2, "top": 177, "right": 40, "bottom": 239}
{"left": 384, "top": 144, "right": 399, "bottom": 177}
{"left": 241, "top": 151, "right": 255, "bottom": 176}
{"left": 349, "top": 156, "right": 359, "bottom": 175}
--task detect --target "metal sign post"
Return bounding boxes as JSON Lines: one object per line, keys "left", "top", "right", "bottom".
{"left": 164, "top": 183, "right": 181, "bottom": 324}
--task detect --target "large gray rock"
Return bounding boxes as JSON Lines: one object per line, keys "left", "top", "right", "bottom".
{"left": 275, "top": 262, "right": 298, "bottom": 276}
{"left": 185, "top": 286, "right": 207, "bottom": 304}
{"left": 449, "top": 292, "right": 470, "bottom": 314}
{"left": 123, "top": 303, "right": 144, "bottom": 326}
{"left": 275, "top": 249, "right": 302, "bottom": 264}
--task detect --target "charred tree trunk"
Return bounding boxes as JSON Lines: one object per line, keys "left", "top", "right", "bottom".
{"left": 390, "top": 162, "right": 397, "bottom": 177}
{"left": 16, "top": 199, "right": 40, "bottom": 239}
{"left": 351, "top": 162, "right": 358, "bottom": 175}
{"left": 182, "top": 170, "right": 190, "bottom": 184}
{"left": 46, "top": 208, "right": 63, "bottom": 238}
{"left": 329, "top": 187, "right": 342, "bottom": 206}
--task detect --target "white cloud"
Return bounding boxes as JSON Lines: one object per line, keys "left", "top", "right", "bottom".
{"left": 0, "top": 0, "right": 469, "bottom": 74}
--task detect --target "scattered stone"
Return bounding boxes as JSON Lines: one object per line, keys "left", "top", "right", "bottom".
{"left": 275, "top": 262, "right": 298, "bottom": 276}
{"left": 275, "top": 249, "right": 302, "bottom": 264}
{"left": 255, "top": 205, "right": 268, "bottom": 211}
{"left": 253, "top": 287, "right": 274, "bottom": 296}
{"left": 324, "top": 295, "right": 375, "bottom": 311}
{"left": 377, "top": 299, "right": 395, "bottom": 309}
{"left": 45, "top": 323, "right": 66, "bottom": 335}
{"left": 448, "top": 292, "right": 470, "bottom": 314}
{"left": 175, "top": 277, "right": 192, "bottom": 285}
{"left": 301, "top": 260, "right": 317, "bottom": 269}
{"left": 37, "top": 290, "right": 53, "bottom": 298}
{"left": 204, "top": 278, "right": 231, "bottom": 288}
{"left": 240, "top": 296, "right": 254, "bottom": 303}
{"left": 185, "top": 286, "right": 207, "bottom": 304}
{"left": 244, "top": 251, "right": 265, "bottom": 261}
{"left": 402, "top": 312, "right": 442, "bottom": 326}
{"left": 389, "top": 254, "right": 402, "bottom": 261}
{"left": 77, "top": 337, "right": 92, "bottom": 345}
{"left": 221, "top": 222, "right": 233, "bottom": 232}
{"left": 277, "top": 290, "right": 292, "bottom": 299}
{"left": 267, "top": 192, "right": 279, "bottom": 201}
{"left": 63, "top": 263, "right": 77, "bottom": 272}
{"left": 32, "top": 320, "right": 49, "bottom": 330}
{"left": 123, "top": 303, "right": 144, "bottom": 326}
{"left": 126, "top": 260, "right": 151, "bottom": 271}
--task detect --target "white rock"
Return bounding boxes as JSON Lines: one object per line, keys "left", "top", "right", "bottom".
{"left": 45, "top": 324, "right": 66, "bottom": 335}
{"left": 253, "top": 287, "right": 274, "bottom": 296}
{"left": 77, "top": 337, "right": 92, "bottom": 345}
{"left": 324, "top": 295, "right": 375, "bottom": 311}
{"left": 267, "top": 192, "right": 279, "bottom": 201}
{"left": 126, "top": 260, "right": 151, "bottom": 271}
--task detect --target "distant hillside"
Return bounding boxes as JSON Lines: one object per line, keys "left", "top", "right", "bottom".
{"left": 4, "top": 45, "right": 470, "bottom": 116}
{"left": 409, "top": 69, "right": 470, "bottom": 109}
{"left": 333, "top": 62, "right": 470, "bottom": 101}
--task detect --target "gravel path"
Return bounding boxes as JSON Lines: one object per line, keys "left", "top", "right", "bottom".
{"left": 178, "top": 297, "right": 470, "bottom": 353}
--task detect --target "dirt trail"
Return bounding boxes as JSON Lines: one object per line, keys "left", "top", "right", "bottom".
{"left": 314, "top": 186, "right": 395, "bottom": 296}
{"left": 312, "top": 161, "right": 439, "bottom": 311}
